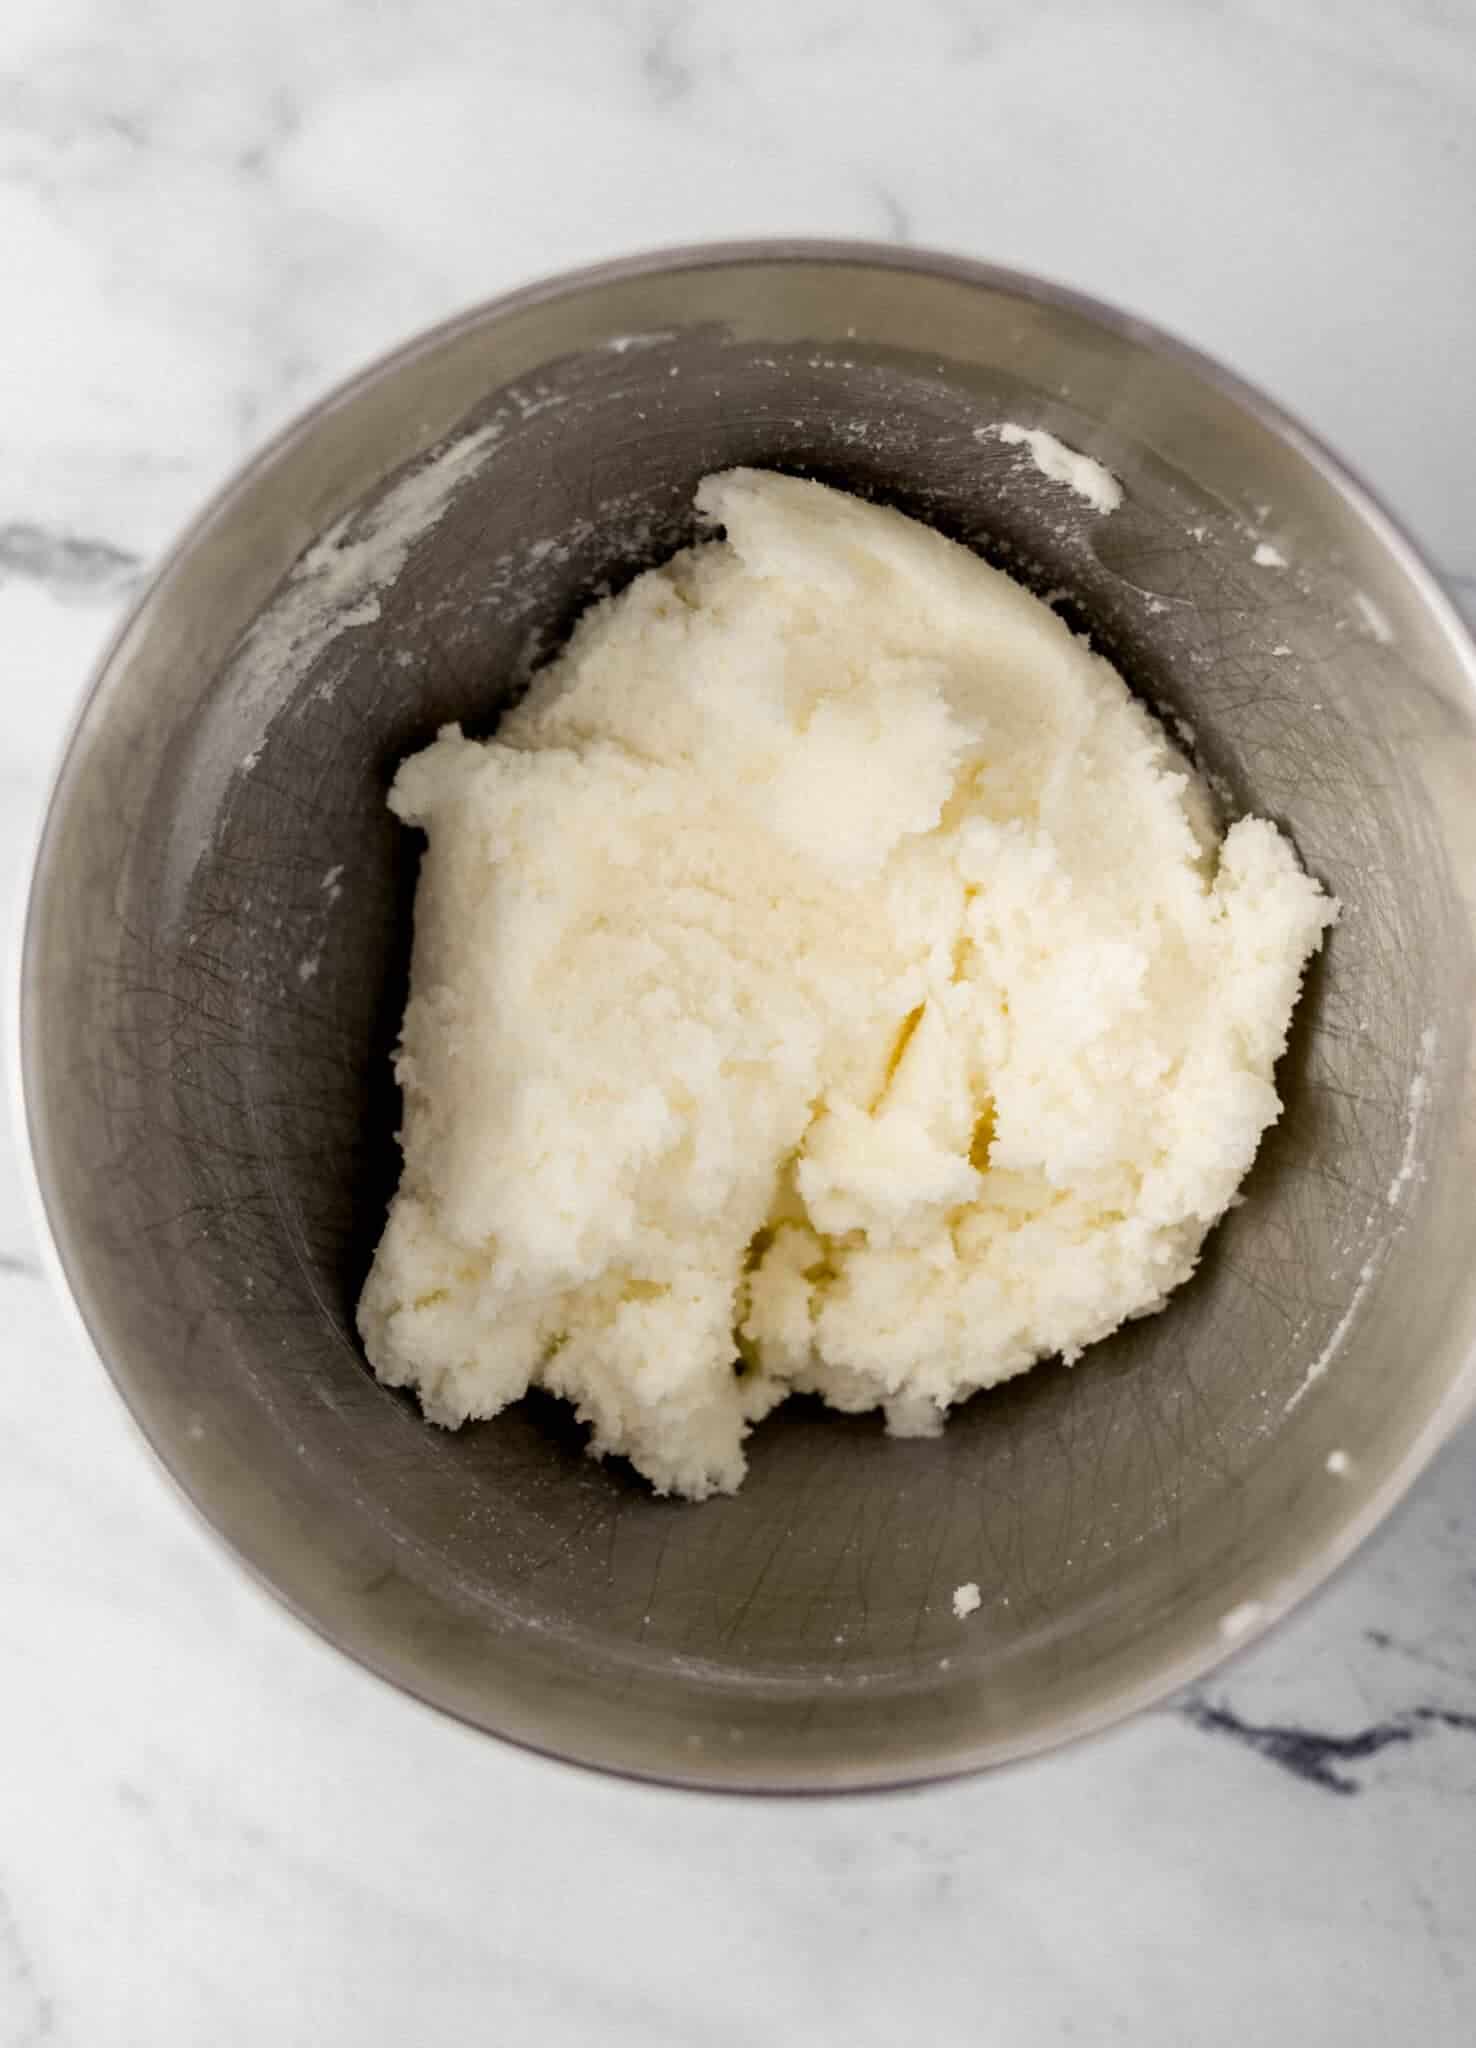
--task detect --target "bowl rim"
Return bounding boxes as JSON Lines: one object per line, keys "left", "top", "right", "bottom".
{"left": 17, "top": 236, "right": 1476, "bottom": 1794}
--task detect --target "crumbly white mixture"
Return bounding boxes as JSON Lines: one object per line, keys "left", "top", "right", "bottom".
{"left": 952, "top": 1582, "right": 982, "bottom": 1620}
{"left": 359, "top": 469, "right": 1334, "bottom": 1498}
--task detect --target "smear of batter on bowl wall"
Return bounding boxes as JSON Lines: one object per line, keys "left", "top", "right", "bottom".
{"left": 359, "top": 469, "right": 1335, "bottom": 1499}
{"left": 985, "top": 422, "right": 1123, "bottom": 514}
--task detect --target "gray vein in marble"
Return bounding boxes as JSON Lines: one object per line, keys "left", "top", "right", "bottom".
{"left": 1180, "top": 1695, "right": 1476, "bottom": 1795}
{"left": 1364, "top": 1627, "right": 1476, "bottom": 1686}
{"left": 639, "top": 9, "right": 695, "bottom": 106}
{"left": 0, "top": 523, "right": 142, "bottom": 596}
{"left": 232, "top": 85, "right": 302, "bottom": 179}
{"left": 872, "top": 181, "right": 914, "bottom": 244}
{"left": 1409, "top": 1879, "right": 1465, "bottom": 1988}
{"left": 0, "top": 1881, "right": 55, "bottom": 2045}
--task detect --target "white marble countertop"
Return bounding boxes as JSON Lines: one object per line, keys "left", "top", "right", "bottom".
{"left": 4, "top": 2, "right": 1476, "bottom": 2041}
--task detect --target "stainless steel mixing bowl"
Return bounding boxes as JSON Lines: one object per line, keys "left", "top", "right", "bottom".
{"left": 21, "top": 242, "right": 1476, "bottom": 1790}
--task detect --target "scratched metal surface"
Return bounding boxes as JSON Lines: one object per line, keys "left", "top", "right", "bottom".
{"left": 21, "top": 248, "right": 1476, "bottom": 1787}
